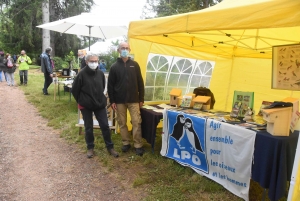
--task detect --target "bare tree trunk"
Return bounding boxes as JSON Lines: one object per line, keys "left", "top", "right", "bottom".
{"left": 49, "top": 0, "right": 56, "bottom": 56}
{"left": 203, "top": 0, "right": 209, "bottom": 8}
{"left": 42, "top": 1, "right": 50, "bottom": 55}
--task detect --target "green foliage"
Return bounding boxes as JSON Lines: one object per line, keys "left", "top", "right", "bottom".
{"left": 144, "top": 0, "right": 223, "bottom": 18}
{"left": 52, "top": 51, "right": 80, "bottom": 70}
{"left": 64, "top": 50, "right": 75, "bottom": 62}
{"left": 52, "top": 56, "right": 68, "bottom": 70}
{"left": 0, "top": 0, "right": 94, "bottom": 58}
{"left": 99, "top": 51, "right": 119, "bottom": 72}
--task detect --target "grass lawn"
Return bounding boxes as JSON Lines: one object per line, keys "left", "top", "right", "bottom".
{"left": 17, "top": 65, "right": 288, "bottom": 201}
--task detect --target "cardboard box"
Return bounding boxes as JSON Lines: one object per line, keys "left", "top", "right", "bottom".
{"left": 262, "top": 107, "right": 292, "bottom": 136}
{"left": 169, "top": 88, "right": 182, "bottom": 106}
{"left": 193, "top": 96, "right": 211, "bottom": 110}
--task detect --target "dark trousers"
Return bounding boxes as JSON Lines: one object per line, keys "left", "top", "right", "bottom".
{"left": 80, "top": 107, "right": 114, "bottom": 150}
{"left": 43, "top": 72, "right": 53, "bottom": 93}
{"left": 19, "top": 70, "right": 28, "bottom": 84}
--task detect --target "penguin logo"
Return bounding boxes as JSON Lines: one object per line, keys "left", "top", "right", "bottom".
{"left": 184, "top": 118, "right": 204, "bottom": 154}
{"left": 170, "top": 114, "right": 186, "bottom": 149}
{"left": 171, "top": 114, "right": 204, "bottom": 154}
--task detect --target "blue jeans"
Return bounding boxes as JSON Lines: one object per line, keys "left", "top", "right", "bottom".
{"left": 80, "top": 107, "right": 114, "bottom": 150}
{"left": 19, "top": 70, "right": 28, "bottom": 84}
{"left": 0, "top": 70, "right": 2, "bottom": 81}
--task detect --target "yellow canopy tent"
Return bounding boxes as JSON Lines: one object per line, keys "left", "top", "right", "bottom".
{"left": 128, "top": 0, "right": 300, "bottom": 112}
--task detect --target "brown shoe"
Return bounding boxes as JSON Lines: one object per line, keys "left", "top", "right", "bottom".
{"left": 108, "top": 148, "right": 119, "bottom": 158}
{"left": 87, "top": 149, "right": 94, "bottom": 158}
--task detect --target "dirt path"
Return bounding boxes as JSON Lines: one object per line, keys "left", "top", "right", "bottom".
{"left": 0, "top": 81, "right": 143, "bottom": 201}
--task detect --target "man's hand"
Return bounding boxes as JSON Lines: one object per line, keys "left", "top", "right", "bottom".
{"left": 50, "top": 74, "right": 53, "bottom": 78}
{"left": 139, "top": 102, "right": 144, "bottom": 108}
{"left": 111, "top": 103, "right": 117, "bottom": 111}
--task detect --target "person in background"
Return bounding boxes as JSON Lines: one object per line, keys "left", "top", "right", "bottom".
{"left": 17, "top": 50, "right": 32, "bottom": 86}
{"left": 12, "top": 54, "right": 17, "bottom": 63}
{"left": 40, "top": 47, "right": 53, "bottom": 95}
{"left": 72, "top": 51, "right": 119, "bottom": 158}
{"left": 4, "top": 53, "right": 16, "bottom": 86}
{"left": 108, "top": 42, "right": 145, "bottom": 156}
{"left": 0, "top": 53, "right": 5, "bottom": 82}
{"left": 98, "top": 59, "right": 106, "bottom": 72}
{"left": 78, "top": 51, "right": 86, "bottom": 69}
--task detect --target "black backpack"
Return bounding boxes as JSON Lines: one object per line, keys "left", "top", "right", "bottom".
{"left": 193, "top": 87, "right": 216, "bottom": 109}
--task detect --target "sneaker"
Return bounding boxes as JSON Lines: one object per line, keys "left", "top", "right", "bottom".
{"left": 121, "top": 144, "right": 131, "bottom": 152}
{"left": 108, "top": 148, "right": 119, "bottom": 158}
{"left": 87, "top": 149, "right": 94, "bottom": 158}
{"left": 24, "top": 83, "right": 27, "bottom": 86}
{"left": 135, "top": 147, "right": 145, "bottom": 156}
{"left": 43, "top": 93, "right": 50, "bottom": 95}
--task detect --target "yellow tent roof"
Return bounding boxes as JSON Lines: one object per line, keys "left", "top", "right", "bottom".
{"left": 128, "top": 0, "right": 300, "bottom": 59}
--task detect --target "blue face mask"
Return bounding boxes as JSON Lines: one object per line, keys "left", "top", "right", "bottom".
{"left": 120, "top": 49, "right": 129, "bottom": 58}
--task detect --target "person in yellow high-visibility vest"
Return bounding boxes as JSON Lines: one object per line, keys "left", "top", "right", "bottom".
{"left": 17, "top": 50, "right": 32, "bottom": 86}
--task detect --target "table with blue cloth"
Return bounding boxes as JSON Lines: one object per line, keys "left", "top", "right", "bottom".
{"left": 252, "top": 130, "right": 299, "bottom": 201}
{"left": 140, "top": 107, "right": 299, "bottom": 200}
{"left": 140, "top": 107, "right": 163, "bottom": 151}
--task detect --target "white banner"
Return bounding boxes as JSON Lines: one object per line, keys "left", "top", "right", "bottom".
{"left": 205, "top": 119, "right": 256, "bottom": 200}
{"left": 161, "top": 110, "right": 256, "bottom": 200}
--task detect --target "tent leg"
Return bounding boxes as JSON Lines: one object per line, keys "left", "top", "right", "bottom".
{"left": 261, "top": 188, "right": 267, "bottom": 201}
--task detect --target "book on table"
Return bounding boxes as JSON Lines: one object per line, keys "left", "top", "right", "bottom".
{"left": 246, "top": 115, "right": 267, "bottom": 126}
{"left": 249, "top": 126, "right": 267, "bottom": 132}
{"left": 230, "top": 101, "right": 242, "bottom": 118}
{"left": 235, "top": 123, "right": 257, "bottom": 129}
{"left": 257, "top": 101, "right": 273, "bottom": 116}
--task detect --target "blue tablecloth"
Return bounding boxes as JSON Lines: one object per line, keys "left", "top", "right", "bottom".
{"left": 140, "top": 107, "right": 163, "bottom": 149}
{"left": 252, "top": 131, "right": 299, "bottom": 201}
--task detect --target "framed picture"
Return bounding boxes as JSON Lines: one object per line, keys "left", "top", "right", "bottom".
{"left": 272, "top": 44, "right": 300, "bottom": 90}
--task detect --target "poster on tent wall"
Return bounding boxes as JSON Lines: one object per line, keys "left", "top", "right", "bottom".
{"left": 272, "top": 44, "right": 300, "bottom": 90}
{"left": 161, "top": 110, "right": 256, "bottom": 201}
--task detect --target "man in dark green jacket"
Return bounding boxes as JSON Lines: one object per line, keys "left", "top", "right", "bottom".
{"left": 72, "top": 52, "right": 118, "bottom": 158}
{"left": 108, "top": 42, "right": 145, "bottom": 156}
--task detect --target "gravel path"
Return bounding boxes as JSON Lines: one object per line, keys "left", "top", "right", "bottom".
{"left": 0, "top": 81, "right": 143, "bottom": 201}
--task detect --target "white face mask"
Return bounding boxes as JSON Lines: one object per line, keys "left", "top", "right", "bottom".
{"left": 88, "top": 62, "right": 98, "bottom": 70}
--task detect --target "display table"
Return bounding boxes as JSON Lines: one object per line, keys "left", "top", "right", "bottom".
{"left": 140, "top": 107, "right": 163, "bottom": 151}
{"left": 252, "top": 131, "right": 299, "bottom": 201}
{"left": 151, "top": 108, "right": 298, "bottom": 201}
{"left": 53, "top": 75, "right": 73, "bottom": 101}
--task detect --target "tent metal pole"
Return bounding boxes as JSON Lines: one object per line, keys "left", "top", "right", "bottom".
{"left": 87, "top": 25, "right": 92, "bottom": 51}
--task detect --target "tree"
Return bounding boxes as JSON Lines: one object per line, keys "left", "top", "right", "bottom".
{"left": 42, "top": 0, "right": 50, "bottom": 55}
{"left": 0, "top": 0, "right": 94, "bottom": 60}
{"left": 142, "top": 0, "right": 222, "bottom": 18}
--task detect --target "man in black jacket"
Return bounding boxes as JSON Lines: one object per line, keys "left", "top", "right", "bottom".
{"left": 108, "top": 42, "right": 145, "bottom": 156}
{"left": 40, "top": 47, "right": 53, "bottom": 95}
{"left": 72, "top": 52, "right": 119, "bottom": 158}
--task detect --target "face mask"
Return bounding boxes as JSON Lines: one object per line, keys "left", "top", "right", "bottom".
{"left": 120, "top": 49, "right": 129, "bottom": 58}
{"left": 88, "top": 62, "right": 98, "bottom": 70}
